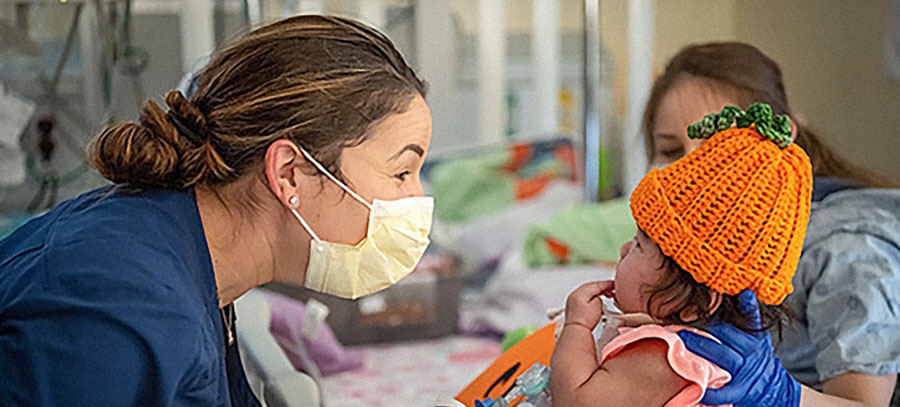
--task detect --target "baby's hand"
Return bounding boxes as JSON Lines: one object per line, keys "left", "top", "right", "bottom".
{"left": 563, "top": 281, "right": 615, "bottom": 330}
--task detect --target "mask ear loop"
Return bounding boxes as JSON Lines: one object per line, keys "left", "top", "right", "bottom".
{"left": 289, "top": 195, "right": 320, "bottom": 242}
{"left": 298, "top": 147, "right": 373, "bottom": 210}
{"left": 290, "top": 208, "right": 321, "bottom": 242}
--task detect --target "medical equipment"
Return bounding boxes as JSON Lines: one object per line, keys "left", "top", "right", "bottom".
{"left": 596, "top": 300, "right": 661, "bottom": 344}
{"left": 548, "top": 298, "right": 661, "bottom": 364}
{"left": 0, "top": 0, "right": 148, "bottom": 212}
{"left": 596, "top": 300, "right": 624, "bottom": 348}
{"left": 474, "top": 362, "right": 552, "bottom": 407}
{"left": 0, "top": 83, "right": 33, "bottom": 186}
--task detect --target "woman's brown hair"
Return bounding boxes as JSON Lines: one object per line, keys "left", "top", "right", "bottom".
{"left": 643, "top": 42, "right": 896, "bottom": 188}
{"left": 91, "top": 15, "right": 426, "bottom": 190}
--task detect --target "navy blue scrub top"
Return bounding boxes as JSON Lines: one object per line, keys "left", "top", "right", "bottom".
{"left": 0, "top": 186, "right": 260, "bottom": 406}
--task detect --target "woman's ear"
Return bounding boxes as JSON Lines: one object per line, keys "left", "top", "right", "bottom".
{"left": 265, "top": 139, "right": 304, "bottom": 208}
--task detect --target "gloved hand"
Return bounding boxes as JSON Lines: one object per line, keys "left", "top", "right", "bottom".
{"left": 677, "top": 290, "right": 801, "bottom": 407}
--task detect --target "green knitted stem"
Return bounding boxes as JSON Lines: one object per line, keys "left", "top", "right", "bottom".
{"left": 687, "top": 103, "right": 793, "bottom": 148}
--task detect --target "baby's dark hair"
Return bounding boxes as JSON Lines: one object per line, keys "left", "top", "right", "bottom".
{"left": 645, "top": 255, "right": 792, "bottom": 338}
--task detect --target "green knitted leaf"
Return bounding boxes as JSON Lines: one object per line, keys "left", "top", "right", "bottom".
{"left": 770, "top": 115, "right": 793, "bottom": 148}
{"left": 741, "top": 103, "right": 792, "bottom": 148}
{"left": 687, "top": 118, "right": 711, "bottom": 140}
{"left": 687, "top": 103, "right": 793, "bottom": 148}
{"left": 736, "top": 103, "right": 770, "bottom": 128}
{"left": 718, "top": 105, "right": 742, "bottom": 127}
{"left": 687, "top": 106, "right": 742, "bottom": 140}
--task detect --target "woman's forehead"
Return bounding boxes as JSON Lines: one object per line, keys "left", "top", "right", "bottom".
{"left": 341, "top": 96, "right": 431, "bottom": 163}
{"left": 657, "top": 79, "right": 741, "bottom": 134}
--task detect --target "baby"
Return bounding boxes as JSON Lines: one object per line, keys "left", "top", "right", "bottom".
{"left": 549, "top": 103, "right": 811, "bottom": 407}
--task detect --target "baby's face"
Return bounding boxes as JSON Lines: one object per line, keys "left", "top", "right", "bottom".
{"left": 614, "top": 230, "right": 667, "bottom": 314}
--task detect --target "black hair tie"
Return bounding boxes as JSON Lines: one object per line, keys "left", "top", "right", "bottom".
{"left": 166, "top": 111, "right": 206, "bottom": 147}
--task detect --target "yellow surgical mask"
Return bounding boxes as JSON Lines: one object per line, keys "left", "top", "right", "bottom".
{"left": 290, "top": 148, "right": 433, "bottom": 299}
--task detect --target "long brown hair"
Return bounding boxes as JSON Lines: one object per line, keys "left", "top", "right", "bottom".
{"left": 643, "top": 42, "right": 896, "bottom": 188}
{"left": 91, "top": 15, "right": 426, "bottom": 190}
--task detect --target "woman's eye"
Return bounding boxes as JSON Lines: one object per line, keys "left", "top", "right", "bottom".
{"left": 658, "top": 149, "right": 684, "bottom": 160}
{"left": 395, "top": 171, "right": 411, "bottom": 181}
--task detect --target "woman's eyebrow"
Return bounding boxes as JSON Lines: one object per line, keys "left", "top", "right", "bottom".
{"left": 390, "top": 144, "right": 424, "bottom": 161}
{"left": 654, "top": 132, "right": 680, "bottom": 142}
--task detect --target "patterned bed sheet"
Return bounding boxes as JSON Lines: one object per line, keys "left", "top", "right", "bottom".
{"left": 321, "top": 336, "right": 501, "bottom": 407}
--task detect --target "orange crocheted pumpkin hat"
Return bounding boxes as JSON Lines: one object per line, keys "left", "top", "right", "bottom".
{"left": 630, "top": 103, "right": 812, "bottom": 305}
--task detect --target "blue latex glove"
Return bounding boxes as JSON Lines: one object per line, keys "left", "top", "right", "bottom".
{"left": 677, "top": 290, "right": 802, "bottom": 407}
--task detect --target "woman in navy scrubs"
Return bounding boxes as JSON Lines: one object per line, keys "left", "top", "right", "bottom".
{"left": 0, "top": 15, "right": 432, "bottom": 406}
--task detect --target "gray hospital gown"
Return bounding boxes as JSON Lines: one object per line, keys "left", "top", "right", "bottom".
{"left": 775, "top": 188, "right": 900, "bottom": 404}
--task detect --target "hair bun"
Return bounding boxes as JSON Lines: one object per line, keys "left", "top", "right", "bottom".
{"left": 165, "top": 90, "right": 208, "bottom": 143}
{"left": 91, "top": 101, "right": 182, "bottom": 188}
{"left": 91, "top": 90, "right": 237, "bottom": 189}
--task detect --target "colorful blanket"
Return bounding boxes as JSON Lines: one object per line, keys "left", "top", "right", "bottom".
{"left": 425, "top": 138, "right": 578, "bottom": 223}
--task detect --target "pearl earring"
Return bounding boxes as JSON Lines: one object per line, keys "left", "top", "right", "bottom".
{"left": 289, "top": 196, "right": 299, "bottom": 207}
